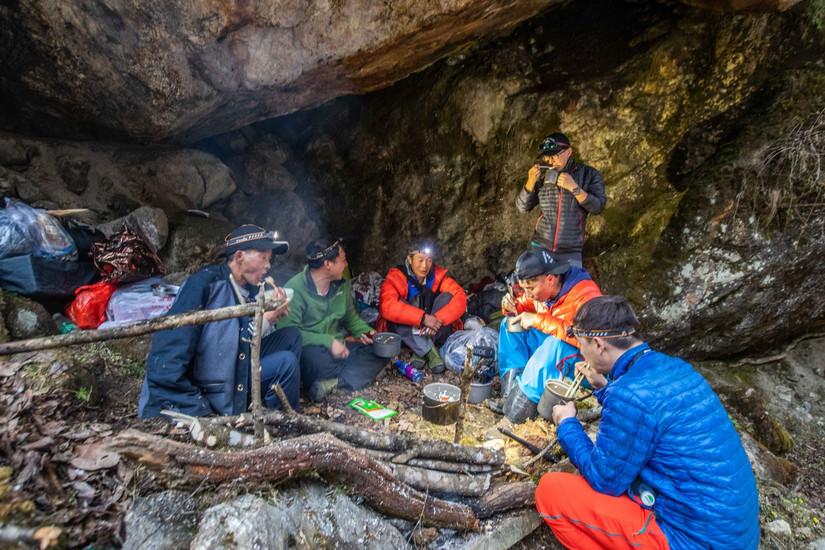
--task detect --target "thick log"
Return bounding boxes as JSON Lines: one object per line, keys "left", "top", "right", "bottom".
{"left": 390, "top": 463, "right": 491, "bottom": 497}
{"left": 0, "top": 299, "right": 288, "bottom": 356}
{"left": 363, "top": 449, "right": 497, "bottom": 474}
{"left": 476, "top": 481, "right": 537, "bottom": 519}
{"left": 111, "top": 429, "right": 479, "bottom": 531}
{"left": 255, "top": 410, "right": 505, "bottom": 466}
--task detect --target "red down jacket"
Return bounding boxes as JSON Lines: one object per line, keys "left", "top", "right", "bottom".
{"left": 376, "top": 265, "right": 466, "bottom": 332}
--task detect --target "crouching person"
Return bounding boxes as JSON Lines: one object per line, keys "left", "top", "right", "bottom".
{"left": 537, "top": 296, "right": 759, "bottom": 550}
{"left": 280, "top": 238, "right": 388, "bottom": 402}
{"left": 497, "top": 247, "right": 601, "bottom": 422}
{"left": 377, "top": 240, "right": 467, "bottom": 373}
{"left": 138, "top": 224, "right": 302, "bottom": 418}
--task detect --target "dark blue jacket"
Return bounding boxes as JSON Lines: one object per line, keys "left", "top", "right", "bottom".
{"left": 138, "top": 264, "right": 262, "bottom": 418}
{"left": 558, "top": 344, "right": 759, "bottom": 550}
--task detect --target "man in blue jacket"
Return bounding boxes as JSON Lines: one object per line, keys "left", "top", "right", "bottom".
{"left": 537, "top": 295, "right": 759, "bottom": 550}
{"left": 138, "top": 224, "right": 302, "bottom": 417}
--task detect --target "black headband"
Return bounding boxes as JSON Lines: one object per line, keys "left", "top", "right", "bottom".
{"left": 566, "top": 326, "right": 637, "bottom": 339}
{"left": 307, "top": 239, "right": 342, "bottom": 261}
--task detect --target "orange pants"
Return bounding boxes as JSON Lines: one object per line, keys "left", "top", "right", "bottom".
{"left": 535, "top": 473, "right": 670, "bottom": 550}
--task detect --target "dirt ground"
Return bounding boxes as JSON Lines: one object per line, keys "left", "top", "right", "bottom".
{"left": 0, "top": 341, "right": 572, "bottom": 548}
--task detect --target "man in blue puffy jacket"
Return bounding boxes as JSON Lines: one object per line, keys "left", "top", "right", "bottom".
{"left": 536, "top": 295, "right": 759, "bottom": 550}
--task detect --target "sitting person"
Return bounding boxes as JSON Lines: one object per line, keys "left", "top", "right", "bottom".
{"left": 280, "top": 238, "right": 387, "bottom": 402}
{"left": 498, "top": 247, "right": 601, "bottom": 422}
{"left": 138, "top": 224, "right": 302, "bottom": 417}
{"left": 538, "top": 296, "right": 759, "bottom": 549}
{"left": 376, "top": 240, "right": 467, "bottom": 373}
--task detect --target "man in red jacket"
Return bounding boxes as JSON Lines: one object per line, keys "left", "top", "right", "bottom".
{"left": 377, "top": 240, "right": 467, "bottom": 373}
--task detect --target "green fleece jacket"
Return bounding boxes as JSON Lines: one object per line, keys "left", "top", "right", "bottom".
{"left": 281, "top": 267, "right": 372, "bottom": 349}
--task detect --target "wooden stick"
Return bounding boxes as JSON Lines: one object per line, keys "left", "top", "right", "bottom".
{"left": 454, "top": 344, "right": 475, "bottom": 444}
{"left": 363, "top": 449, "right": 496, "bottom": 474}
{"left": 0, "top": 299, "right": 288, "bottom": 356}
{"left": 45, "top": 208, "right": 91, "bottom": 217}
{"left": 110, "top": 429, "right": 480, "bottom": 531}
{"left": 476, "top": 482, "right": 537, "bottom": 519}
{"left": 249, "top": 283, "right": 266, "bottom": 439}
{"left": 271, "top": 383, "right": 295, "bottom": 415}
{"left": 389, "top": 463, "right": 491, "bottom": 497}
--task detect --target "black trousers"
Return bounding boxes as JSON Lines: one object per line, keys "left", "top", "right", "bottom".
{"left": 300, "top": 342, "right": 388, "bottom": 391}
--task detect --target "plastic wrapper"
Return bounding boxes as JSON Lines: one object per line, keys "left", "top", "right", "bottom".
{"left": 66, "top": 281, "right": 119, "bottom": 329}
{"left": 440, "top": 327, "right": 499, "bottom": 374}
{"left": 98, "top": 276, "right": 176, "bottom": 329}
{"left": 0, "top": 198, "right": 76, "bottom": 259}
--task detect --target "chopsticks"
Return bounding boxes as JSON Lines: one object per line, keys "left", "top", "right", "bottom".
{"left": 564, "top": 368, "right": 586, "bottom": 399}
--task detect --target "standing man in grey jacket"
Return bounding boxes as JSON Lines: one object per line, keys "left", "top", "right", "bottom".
{"left": 516, "top": 133, "right": 607, "bottom": 267}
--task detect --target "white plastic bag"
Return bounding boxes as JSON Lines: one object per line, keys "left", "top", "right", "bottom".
{"left": 440, "top": 327, "right": 499, "bottom": 374}
{"left": 0, "top": 199, "right": 76, "bottom": 259}
{"left": 98, "top": 276, "right": 176, "bottom": 329}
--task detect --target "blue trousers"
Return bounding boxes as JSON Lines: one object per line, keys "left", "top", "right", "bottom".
{"left": 498, "top": 322, "right": 582, "bottom": 403}
{"left": 260, "top": 327, "right": 302, "bottom": 411}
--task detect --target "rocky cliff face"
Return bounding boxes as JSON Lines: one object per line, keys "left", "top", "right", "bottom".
{"left": 0, "top": 0, "right": 821, "bottom": 360}
{"left": 0, "top": 0, "right": 558, "bottom": 143}
{"left": 203, "top": 0, "right": 825, "bottom": 359}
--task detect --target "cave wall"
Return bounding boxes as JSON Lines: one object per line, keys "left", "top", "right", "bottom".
{"left": 203, "top": 0, "right": 825, "bottom": 358}
{"left": 0, "top": 0, "right": 822, "bottom": 360}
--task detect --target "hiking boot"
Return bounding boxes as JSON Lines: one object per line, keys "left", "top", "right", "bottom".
{"left": 309, "top": 378, "right": 338, "bottom": 403}
{"left": 425, "top": 347, "right": 446, "bottom": 374}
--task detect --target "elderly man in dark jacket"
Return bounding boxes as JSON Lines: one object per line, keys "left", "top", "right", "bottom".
{"left": 516, "top": 133, "right": 607, "bottom": 266}
{"left": 138, "top": 225, "right": 302, "bottom": 418}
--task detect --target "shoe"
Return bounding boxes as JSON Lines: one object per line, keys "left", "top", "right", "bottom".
{"left": 309, "top": 378, "right": 338, "bottom": 403}
{"left": 425, "top": 347, "right": 446, "bottom": 374}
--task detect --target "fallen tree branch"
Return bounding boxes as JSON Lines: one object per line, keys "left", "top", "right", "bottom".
{"left": 0, "top": 299, "right": 289, "bottom": 356}
{"left": 476, "top": 482, "right": 536, "bottom": 519}
{"left": 211, "top": 411, "right": 505, "bottom": 466}
{"left": 363, "top": 449, "right": 497, "bottom": 474}
{"left": 388, "top": 464, "right": 490, "bottom": 497}
{"left": 110, "top": 429, "right": 480, "bottom": 531}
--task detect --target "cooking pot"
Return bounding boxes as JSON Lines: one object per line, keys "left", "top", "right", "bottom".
{"left": 422, "top": 382, "right": 461, "bottom": 425}
{"left": 372, "top": 332, "right": 401, "bottom": 358}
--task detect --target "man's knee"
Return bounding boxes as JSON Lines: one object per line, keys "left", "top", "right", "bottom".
{"left": 536, "top": 472, "right": 582, "bottom": 514}
{"left": 279, "top": 326, "right": 303, "bottom": 353}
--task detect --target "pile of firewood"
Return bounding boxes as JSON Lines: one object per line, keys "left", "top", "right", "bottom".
{"left": 109, "top": 404, "right": 538, "bottom": 531}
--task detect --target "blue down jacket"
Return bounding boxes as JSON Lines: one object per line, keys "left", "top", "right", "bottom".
{"left": 557, "top": 343, "right": 759, "bottom": 550}
{"left": 138, "top": 263, "right": 257, "bottom": 418}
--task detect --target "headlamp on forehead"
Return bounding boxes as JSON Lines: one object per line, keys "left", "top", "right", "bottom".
{"left": 408, "top": 241, "right": 435, "bottom": 257}
{"left": 306, "top": 239, "right": 343, "bottom": 261}
{"left": 566, "top": 326, "right": 637, "bottom": 339}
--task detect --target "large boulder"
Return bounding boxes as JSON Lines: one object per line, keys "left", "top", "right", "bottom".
{"left": 0, "top": 0, "right": 561, "bottom": 143}
{"left": 122, "top": 491, "right": 198, "bottom": 550}
{"left": 1, "top": 292, "right": 54, "bottom": 340}
{"left": 0, "top": 133, "right": 236, "bottom": 221}
{"left": 190, "top": 483, "right": 407, "bottom": 549}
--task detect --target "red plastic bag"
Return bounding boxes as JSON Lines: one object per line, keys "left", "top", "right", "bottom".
{"left": 65, "top": 281, "right": 118, "bottom": 329}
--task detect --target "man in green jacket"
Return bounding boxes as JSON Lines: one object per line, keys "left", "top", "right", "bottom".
{"left": 281, "top": 238, "right": 387, "bottom": 402}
